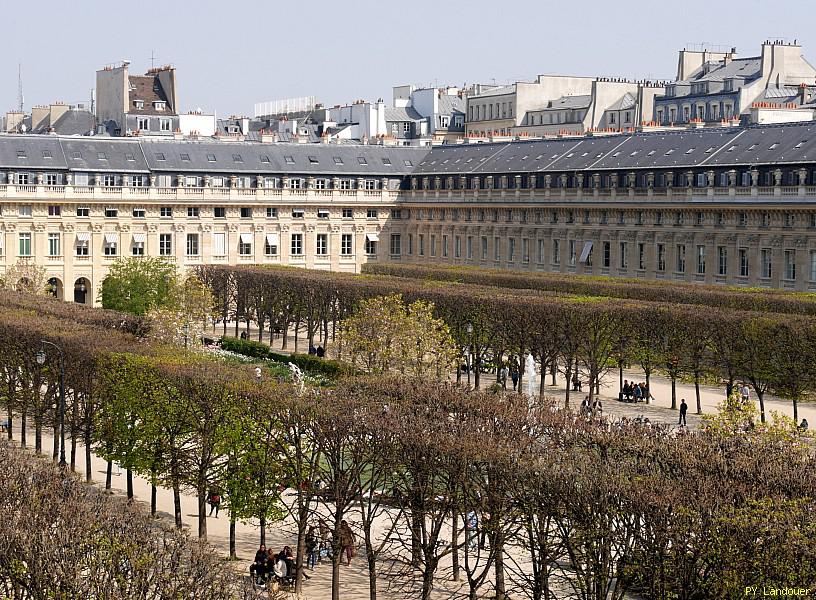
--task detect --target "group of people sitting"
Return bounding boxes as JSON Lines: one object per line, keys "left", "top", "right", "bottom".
{"left": 620, "top": 380, "right": 653, "bottom": 403}
{"left": 580, "top": 396, "right": 603, "bottom": 416}
{"left": 308, "top": 344, "right": 326, "bottom": 358}
{"left": 250, "top": 545, "right": 305, "bottom": 587}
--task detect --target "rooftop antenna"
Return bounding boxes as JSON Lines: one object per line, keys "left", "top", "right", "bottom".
{"left": 150, "top": 50, "right": 157, "bottom": 69}
{"left": 17, "top": 64, "right": 23, "bottom": 112}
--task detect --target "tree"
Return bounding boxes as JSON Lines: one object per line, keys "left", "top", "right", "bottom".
{"left": 340, "top": 294, "right": 458, "bottom": 378}
{"left": 0, "top": 259, "right": 50, "bottom": 295}
{"left": 146, "top": 274, "right": 216, "bottom": 347}
{"left": 100, "top": 257, "right": 178, "bottom": 315}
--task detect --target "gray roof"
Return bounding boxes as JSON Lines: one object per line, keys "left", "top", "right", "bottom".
{"left": 438, "top": 95, "right": 465, "bottom": 116}
{"left": 681, "top": 57, "right": 762, "bottom": 84}
{"left": 384, "top": 106, "right": 424, "bottom": 123}
{"left": 413, "top": 122, "right": 816, "bottom": 175}
{"left": 49, "top": 110, "right": 96, "bottom": 136}
{"left": 540, "top": 95, "right": 592, "bottom": 111}
{"left": 606, "top": 93, "right": 637, "bottom": 112}
{"left": 470, "top": 85, "right": 516, "bottom": 98}
{"left": 0, "top": 134, "right": 429, "bottom": 175}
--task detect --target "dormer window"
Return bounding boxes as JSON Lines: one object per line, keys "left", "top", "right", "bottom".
{"left": 724, "top": 80, "right": 733, "bottom": 92}
{"left": 666, "top": 86, "right": 676, "bottom": 97}
{"left": 133, "top": 100, "right": 144, "bottom": 109}
{"left": 153, "top": 101, "right": 166, "bottom": 111}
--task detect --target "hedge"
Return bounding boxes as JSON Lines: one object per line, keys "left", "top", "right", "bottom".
{"left": 219, "top": 336, "right": 354, "bottom": 378}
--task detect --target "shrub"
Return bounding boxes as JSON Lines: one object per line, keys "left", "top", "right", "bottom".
{"left": 219, "top": 337, "right": 354, "bottom": 378}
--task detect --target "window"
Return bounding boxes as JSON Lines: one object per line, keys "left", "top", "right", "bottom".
{"left": 655, "top": 211, "right": 663, "bottom": 226}
{"left": 657, "top": 244, "right": 666, "bottom": 272}
{"left": 696, "top": 245, "right": 706, "bottom": 274}
{"left": 494, "top": 237, "right": 501, "bottom": 261}
{"left": 761, "top": 248, "right": 772, "bottom": 278}
{"left": 75, "top": 235, "right": 89, "bottom": 256}
{"left": 97, "top": 152, "right": 107, "bottom": 161}
{"left": 266, "top": 207, "right": 278, "bottom": 218}
{"left": 638, "top": 243, "right": 645, "bottom": 270}
{"left": 467, "top": 236, "right": 473, "bottom": 260}
{"left": 102, "top": 174, "right": 116, "bottom": 187}
{"left": 552, "top": 239, "right": 560, "bottom": 264}
{"left": 132, "top": 207, "right": 146, "bottom": 218}
{"left": 430, "top": 235, "right": 436, "bottom": 257}
{"left": 105, "top": 207, "right": 118, "bottom": 218}
{"left": 240, "top": 207, "right": 252, "bottom": 218}
{"left": 232, "top": 154, "right": 243, "bottom": 163}
{"left": 160, "top": 119, "right": 171, "bottom": 132}
{"left": 366, "top": 209, "right": 378, "bottom": 219}
{"left": 315, "top": 179, "right": 327, "bottom": 190}
{"left": 602, "top": 241, "right": 611, "bottom": 268}
{"left": 138, "top": 117, "right": 150, "bottom": 130}
{"left": 47, "top": 233, "right": 60, "bottom": 256}
{"left": 76, "top": 206, "right": 90, "bottom": 217}
{"left": 365, "top": 236, "right": 377, "bottom": 255}
{"left": 284, "top": 155, "right": 295, "bottom": 165}
{"left": 180, "top": 153, "right": 191, "bottom": 162}
{"left": 508, "top": 238, "right": 515, "bottom": 262}
{"left": 341, "top": 234, "right": 353, "bottom": 256}
{"left": 186, "top": 234, "right": 200, "bottom": 256}
{"left": 308, "top": 155, "right": 319, "bottom": 165}
{"left": 17, "top": 232, "right": 31, "bottom": 257}
{"left": 784, "top": 250, "right": 796, "bottom": 280}
{"left": 264, "top": 234, "right": 277, "bottom": 256}
{"left": 213, "top": 233, "right": 226, "bottom": 257}
{"left": 342, "top": 208, "right": 353, "bottom": 219}
{"left": 291, "top": 233, "right": 303, "bottom": 256}
{"left": 130, "top": 234, "right": 144, "bottom": 256}
{"left": 103, "top": 235, "right": 118, "bottom": 257}
{"left": 159, "top": 233, "right": 172, "bottom": 256}
{"left": 442, "top": 235, "right": 449, "bottom": 258}
{"left": 317, "top": 209, "right": 330, "bottom": 219}
{"left": 761, "top": 213, "right": 770, "bottom": 228}
{"left": 333, "top": 157, "right": 343, "bottom": 165}
{"left": 340, "top": 179, "right": 352, "bottom": 190}
{"left": 316, "top": 234, "right": 328, "bottom": 256}
{"left": 357, "top": 157, "right": 368, "bottom": 165}
{"left": 187, "top": 207, "right": 199, "bottom": 218}
{"left": 158, "top": 206, "right": 172, "bottom": 219}
{"left": 48, "top": 205, "right": 61, "bottom": 216}
{"left": 382, "top": 157, "right": 392, "bottom": 166}
{"left": 260, "top": 155, "right": 270, "bottom": 164}
{"left": 239, "top": 234, "right": 253, "bottom": 256}
{"left": 676, "top": 245, "right": 686, "bottom": 272}
{"left": 695, "top": 212, "right": 704, "bottom": 226}
{"left": 568, "top": 240, "right": 576, "bottom": 266}
{"left": 206, "top": 154, "right": 217, "bottom": 162}
{"left": 390, "top": 234, "right": 401, "bottom": 256}
{"left": 717, "top": 246, "right": 727, "bottom": 276}
{"left": 18, "top": 205, "right": 32, "bottom": 217}
{"left": 17, "top": 173, "right": 29, "bottom": 185}
{"left": 364, "top": 179, "right": 377, "bottom": 191}
{"left": 810, "top": 250, "right": 816, "bottom": 281}
{"left": 45, "top": 173, "right": 58, "bottom": 186}
{"left": 537, "top": 239, "right": 545, "bottom": 263}
{"left": 740, "top": 248, "right": 749, "bottom": 277}
{"left": 784, "top": 213, "right": 794, "bottom": 228}
{"left": 620, "top": 242, "right": 628, "bottom": 269}
{"left": 214, "top": 207, "right": 226, "bottom": 218}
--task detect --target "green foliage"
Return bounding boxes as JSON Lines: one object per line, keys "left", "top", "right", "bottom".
{"left": 100, "top": 257, "right": 178, "bottom": 315}
{"left": 219, "top": 336, "right": 353, "bottom": 378}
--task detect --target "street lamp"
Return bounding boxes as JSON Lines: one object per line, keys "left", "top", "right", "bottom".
{"left": 465, "top": 322, "right": 474, "bottom": 388}
{"left": 36, "top": 340, "right": 66, "bottom": 468}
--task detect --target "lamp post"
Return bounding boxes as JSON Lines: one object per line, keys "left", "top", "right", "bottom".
{"left": 36, "top": 340, "right": 66, "bottom": 468}
{"left": 465, "top": 322, "right": 474, "bottom": 389}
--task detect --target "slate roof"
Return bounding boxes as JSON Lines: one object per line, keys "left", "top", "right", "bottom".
{"left": 438, "top": 95, "right": 465, "bottom": 116}
{"left": 128, "top": 75, "right": 174, "bottom": 115}
{"left": 539, "top": 95, "right": 592, "bottom": 111}
{"left": 413, "top": 122, "right": 816, "bottom": 175}
{"left": 681, "top": 57, "right": 762, "bottom": 84}
{"left": 0, "top": 135, "right": 430, "bottom": 175}
{"left": 606, "top": 93, "right": 637, "bottom": 112}
{"left": 384, "top": 106, "right": 424, "bottom": 122}
{"left": 471, "top": 85, "right": 516, "bottom": 98}
{"left": 50, "top": 110, "right": 96, "bottom": 136}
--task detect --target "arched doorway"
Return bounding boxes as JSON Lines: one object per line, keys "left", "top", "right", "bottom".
{"left": 47, "top": 277, "right": 63, "bottom": 300}
{"left": 73, "top": 278, "right": 90, "bottom": 305}
{"left": 15, "top": 277, "right": 33, "bottom": 293}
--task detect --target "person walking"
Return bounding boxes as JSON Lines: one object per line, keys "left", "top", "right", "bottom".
{"left": 306, "top": 525, "right": 319, "bottom": 570}
{"left": 208, "top": 490, "right": 221, "bottom": 518}
{"left": 465, "top": 510, "right": 478, "bottom": 551}
{"left": 679, "top": 398, "right": 688, "bottom": 426}
{"left": 319, "top": 519, "right": 331, "bottom": 562}
{"left": 511, "top": 368, "right": 519, "bottom": 392}
{"left": 338, "top": 520, "right": 356, "bottom": 566}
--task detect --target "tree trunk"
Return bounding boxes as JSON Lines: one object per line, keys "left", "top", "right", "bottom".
{"left": 197, "top": 483, "right": 207, "bottom": 540}
{"left": 20, "top": 406, "right": 26, "bottom": 448}
{"left": 619, "top": 361, "right": 624, "bottom": 399}
{"left": 793, "top": 397, "right": 799, "bottom": 423}
{"left": 230, "top": 517, "right": 237, "bottom": 560}
{"left": 451, "top": 509, "right": 460, "bottom": 582}
{"left": 411, "top": 508, "right": 422, "bottom": 568}
{"left": 694, "top": 371, "right": 702, "bottom": 415}
{"left": 151, "top": 483, "right": 157, "bottom": 517}
{"left": 564, "top": 359, "right": 572, "bottom": 407}
{"left": 34, "top": 411, "right": 42, "bottom": 453}
{"left": 106, "top": 460, "right": 112, "bottom": 491}
{"left": 551, "top": 362, "right": 557, "bottom": 386}
{"left": 52, "top": 418, "right": 59, "bottom": 460}
{"left": 84, "top": 428, "right": 92, "bottom": 482}
{"left": 260, "top": 516, "right": 266, "bottom": 546}
{"left": 757, "top": 390, "right": 766, "bottom": 423}
{"left": 5, "top": 404, "right": 11, "bottom": 441}
{"left": 173, "top": 477, "right": 182, "bottom": 529}
{"left": 495, "top": 532, "right": 506, "bottom": 600}
{"left": 367, "top": 551, "right": 378, "bottom": 600}
{"left": 126, "top": 469, "right": 134, "bottom": 501}
{"left": 671, "top": 376, "right": 677, "bottom": 410}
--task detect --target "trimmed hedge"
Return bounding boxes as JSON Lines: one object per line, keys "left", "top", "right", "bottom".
{"left": 363, "top": 263, "right": 816, "bottom": 316}
{"left": 220, "top": 336, "right": 354, "bottom": 378}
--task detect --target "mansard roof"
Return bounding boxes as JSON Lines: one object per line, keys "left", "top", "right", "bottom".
{"left": 0, "top": 135, "right": 430, "bottom": 175}
{"left": 414, "top": 122, "right": 816, "bottom": 175}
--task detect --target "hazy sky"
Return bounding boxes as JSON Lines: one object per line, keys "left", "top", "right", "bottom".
{"left": 1, "top": 0, "right": 810, "bottom": 117}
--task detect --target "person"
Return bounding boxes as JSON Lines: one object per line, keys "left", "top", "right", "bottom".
{"left": 208, "top": 490, "right": 221, "bottom": 518}
{"left": 510, "top": 368, "right": 519, "bottom": 392}
{"left": 306, "top": 526, "right": 319, "bottom": 570}
{"left": 240, "top": 330, "right": 248, "bottom": 340}
{"left": 740, "top": 383, "right": 751, "bottom": 402}
{"left": 308, "top": 344, "right": 317, "bottom": 355}
{"left": 679, "top": 398, "right": 688, "bottom": 426}
{"left": 633, "top": 383, "right": 642, "bottom": 403}
{"left": 338, "top": 520, "right": 355, "bottom": 566}
{"left": 316, "top": 345, "right": 325, "bottom": 358}
{"left": 593, "top": 399, "right": 603, "bottom": 415}
{"left": 572, "top": 374, "right": 580, "bottom": 392}
{"left": 800, "top": 418, "right": 809, "bottom": 432}
{"left": 276, "top": 546, "right": 303, "bottom": 581}
{"left": 319, "top": 519, "right": 331, "bottom": 562}
{"left": 500, "top": 364, "right": 508, "bottom": 389}
{"left": 621, "top": 380, "right": 630, "bottom": 402}
{"left": 581, "top": 396, "right": 590, "bottom": 415}
{"left": 465, "top": 510, "right": 478, "bottom": 550}
{"left": 250, "top": 545, "right": 268, "bottom": 583}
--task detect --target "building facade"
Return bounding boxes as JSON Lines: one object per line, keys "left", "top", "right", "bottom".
{"left": 4, "top": 122, "right": 816, "bottom": 306}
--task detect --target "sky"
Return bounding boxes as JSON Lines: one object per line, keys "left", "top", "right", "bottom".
{"left": 0, "top": 0, "right": 810, "bottom": 118}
